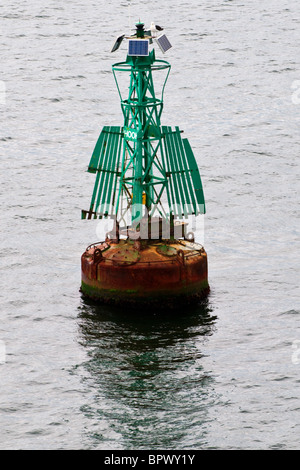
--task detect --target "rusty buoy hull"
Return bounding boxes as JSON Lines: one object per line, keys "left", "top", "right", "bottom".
{"left": 81, "top": 239, "right": 209, "bottom": 307}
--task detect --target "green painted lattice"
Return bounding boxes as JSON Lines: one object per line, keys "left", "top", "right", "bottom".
{"left": 82, "top": 49, "right": 206, "bottom": 224}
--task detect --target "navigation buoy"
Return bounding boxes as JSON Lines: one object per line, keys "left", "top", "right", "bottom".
{"left": 80, "top": 21, "right": 209, "bottom": 307}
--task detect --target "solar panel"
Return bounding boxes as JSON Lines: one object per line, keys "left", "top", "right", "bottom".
{"left": 156, "top": 34, "right": 172, "bottom": 53}
{"left": 128, "top": 39, "right": 149, "bottom": 56}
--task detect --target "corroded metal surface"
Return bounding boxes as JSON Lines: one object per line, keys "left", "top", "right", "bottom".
{"left": 81, "top": 239, "right": 209, "bottom": 307}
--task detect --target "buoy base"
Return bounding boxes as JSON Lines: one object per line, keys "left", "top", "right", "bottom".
{"left": 81, "top": 239, "right": 209, "bottom": 308}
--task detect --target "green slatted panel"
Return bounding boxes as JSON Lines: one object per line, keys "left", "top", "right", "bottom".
{"left": 94, "top": 127, "right": 114, "bottom": 217}
{"left": 158, "top": 137, "right": 172, "bottom": 215}
{"left": 88, "top": 171, "right": 101, "bottom": 218}
{"left": 82, "top": 126, "right": 123, "bottom": 219}
{"left": 111, "top": 131, "right": 123, "bottom": 210}
{"left": 161, "top": 126, "right": 175, "bottom": 213}
{"left": 182, "top": 138, "right": 206, "bottom": 214}
{"left": 162, "top": 126, "right": 181, "bottom": 217}
{"left": 174, "top": 127, "right": 198, "bottom": 215}
{"left": 166, "top": 126, "right": 187, "bottom": 218}
{"left": 101, "top": 126, "right": 122, "bottom": 216}
{"left": 104, "top": 127, "right": 123, "bottom": 217}
{"left": 88, "top": 126, "right": 107, "bottom": 173}
{"left": 162, "top": 126, "right": 206, "bottom": 217}
{"left": 171, "top": 127, "right": 190, "bottom": 217}
{"left": 104, "top": 126, "right": 119, "bottom": 214}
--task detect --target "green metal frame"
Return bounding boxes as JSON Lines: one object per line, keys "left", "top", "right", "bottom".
{"left": 82, "top": 44, "right": 206, "bottom": 225}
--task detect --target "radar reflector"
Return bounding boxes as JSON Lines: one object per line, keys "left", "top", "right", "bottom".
{"left": 156, "top": 34, "right": 172, "bottom": 53}
{"left": 128, "top": 39, "right": 149, "bottom": 56}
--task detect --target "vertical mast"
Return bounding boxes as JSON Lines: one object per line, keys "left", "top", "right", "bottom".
{"left": 114, "top": 21, "right": 170, "bottom": 227}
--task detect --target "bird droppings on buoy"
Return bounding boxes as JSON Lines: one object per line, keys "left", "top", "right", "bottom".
{"left": 80, "top": 21, "right": 209, "bottom": 308}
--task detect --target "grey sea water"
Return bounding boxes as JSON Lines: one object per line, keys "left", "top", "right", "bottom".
{"left": 1, "top": 0, "right": 299, "bottom": 450}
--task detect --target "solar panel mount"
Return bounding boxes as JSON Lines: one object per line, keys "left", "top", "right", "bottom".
{"left": 111, "top": 21, "right": 172, "bottom": 55}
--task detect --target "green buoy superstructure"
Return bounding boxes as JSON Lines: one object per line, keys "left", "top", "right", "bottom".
{"left": 81, "top": 21, "right": 209, "bottom": 307}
